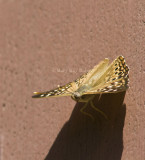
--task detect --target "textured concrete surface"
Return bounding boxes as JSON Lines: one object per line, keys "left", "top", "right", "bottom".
{"left": 0, "top": 0, "right": 145, "bottom": 160}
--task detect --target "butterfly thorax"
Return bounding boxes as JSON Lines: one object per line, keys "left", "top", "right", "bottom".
{"left": 71, "top": 85, "right": 94, "bottom": 102}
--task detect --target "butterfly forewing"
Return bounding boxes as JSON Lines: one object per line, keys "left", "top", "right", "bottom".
{"left": 32, "top": 82, "right": 76, "bottom": 98}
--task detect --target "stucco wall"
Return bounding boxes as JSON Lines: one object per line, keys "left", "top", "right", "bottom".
{"left": 1, "top": 1, "right": 145, "bottom": 160}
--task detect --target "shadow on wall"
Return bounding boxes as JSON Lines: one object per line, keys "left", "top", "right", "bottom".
{"left": 44, "top": 92, "right": 126, "bottom": 160}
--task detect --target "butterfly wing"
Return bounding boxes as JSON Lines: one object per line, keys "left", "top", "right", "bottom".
{"left": 75, "top": 58, "right": 110, "bottom": 87}
{"left": 32, "top": 58, "right": 110, "bottom": 98}
{"left": 32, "top": 82, "right": 77, "bottom": 98}
{"left": 84, "top": 56, "right": 129, "bottom": 94}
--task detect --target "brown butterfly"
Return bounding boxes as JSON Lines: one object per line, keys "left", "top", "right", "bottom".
{"left": 32, "top": 56, "right": 129, "bottom": 120}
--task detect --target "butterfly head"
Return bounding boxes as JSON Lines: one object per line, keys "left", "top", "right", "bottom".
{"left": 71, "top": 92, "right": 82, "bottom": 102}
{"left": 71, "top": 91, "right": 94, "bottom": 102}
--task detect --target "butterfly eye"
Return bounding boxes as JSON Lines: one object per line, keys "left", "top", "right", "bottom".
{"left": 75, "top": 96, "right": 80, "bottom": 100}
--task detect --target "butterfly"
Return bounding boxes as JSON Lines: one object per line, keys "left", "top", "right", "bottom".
{"left": 32, "top": 56, "right": 129, "bottom": 120}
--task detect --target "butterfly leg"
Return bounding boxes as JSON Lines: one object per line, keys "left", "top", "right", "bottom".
{"left": 90, "top": 101, "right": 108, "bottom": 120}
{"left": 80, "top": 102, "right": 94, "bottom": 121}
{"left": 98, "top": 93, "right": 102, "bottom": 101}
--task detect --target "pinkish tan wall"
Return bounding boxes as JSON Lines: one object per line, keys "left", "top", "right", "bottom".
{"left": 0, "top": 1, "right": 145, "bottom": 160}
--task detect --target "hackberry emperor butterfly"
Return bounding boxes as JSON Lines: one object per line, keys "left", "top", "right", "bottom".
{"left": 32, "top": 56, "right": 129, "bottom": 120}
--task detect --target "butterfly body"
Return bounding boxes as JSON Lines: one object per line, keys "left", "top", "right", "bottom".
{"left": 32, "top": 56, "right": 129, "bottom": 102}
{"left": 71, "top": 91, "right": 95, "bottom": 102}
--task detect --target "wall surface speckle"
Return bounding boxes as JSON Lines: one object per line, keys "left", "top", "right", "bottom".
{"left": 0, "top": 0, "right": 145, "bottom": 160}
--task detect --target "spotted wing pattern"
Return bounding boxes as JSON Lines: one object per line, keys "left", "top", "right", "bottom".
{"left": 32, "top": 82, "right": 76, "bottom": 98}
{"left": 85, "top": 56, "right": 129, "bottom": 94}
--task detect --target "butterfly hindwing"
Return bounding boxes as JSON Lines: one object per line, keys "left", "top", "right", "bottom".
{"left": 75, "top": 58, "right": 109, "bottom": 87}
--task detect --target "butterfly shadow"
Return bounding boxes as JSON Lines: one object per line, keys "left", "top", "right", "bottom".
{"left": 44, "top": 91, "right": 126, "bottom": 160}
